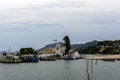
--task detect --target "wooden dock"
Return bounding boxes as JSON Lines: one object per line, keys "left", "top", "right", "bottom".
{"left": 85, "top": 54, "right": 120, "bottom": 60}
{"left": 85, "top": 54, "right": 120, "bottom": 80}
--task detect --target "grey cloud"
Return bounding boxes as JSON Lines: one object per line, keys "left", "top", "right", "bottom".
{"left": 0, "top": 21, "right": 63, "bottom": 32}
{"left": 22, "top": 1, "right": 88, "bottom": 10}
{"left": 0, "top": 0, "right": 120, "bottom": 50}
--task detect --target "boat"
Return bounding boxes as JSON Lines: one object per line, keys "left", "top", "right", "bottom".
{"left": 21, "top": 54, "right": 39, "bottom": 62}
{"left": 64, "top": 56, "right": 74, "bottom": 60}
{"left": 0, "top": 56, "right": 22, "bottom": 63}
{"left": 40, "top": 57, "right": 56, "bottom": 61}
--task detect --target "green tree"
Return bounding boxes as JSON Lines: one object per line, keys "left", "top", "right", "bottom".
{"left": 19, "top": 47, "right": 38, "bottom": 55}
{"left": 63, "top": 35, "right": 71, "bottom": 55}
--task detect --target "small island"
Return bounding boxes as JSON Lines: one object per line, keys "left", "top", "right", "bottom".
{"left": 1, "top": 36, "right": 120, "bottom": 63}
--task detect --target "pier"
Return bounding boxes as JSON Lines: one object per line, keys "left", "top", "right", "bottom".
{"left": 85, "top": 54, "right": 120, "bottom": 60}
{"left": 85, "top": 54, "right": 120, "bottom": 80}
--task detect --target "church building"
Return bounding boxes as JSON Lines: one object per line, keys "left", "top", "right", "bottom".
{"left": 39, "top": 42, "right": 65, "bottom": 58}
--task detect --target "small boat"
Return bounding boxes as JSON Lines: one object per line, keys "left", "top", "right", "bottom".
{"left": 40, "top": 58, "right": 56, "bottom": 61}
{"left": 21, "top": 54, "right": 39, "bottom": 62}
{"left": 22, "top": 57, "right": 39, "bottom": 62}
{"left": 64, "top": 56, "right": 74, "bottom": 60}
{"left": 0, "top": 56, "right": 22, "bottom": 63}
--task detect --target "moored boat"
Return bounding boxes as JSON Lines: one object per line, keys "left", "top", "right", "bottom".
{"left": 21, "top": 54, "right": 39, "bottom": 62}
{"left": 0, "top": 55, "right": 22, "bottom": 63}
{"left": 40, "top": 57, "right": 56, "bottom": 61}
{"left": 64, "top": 56, "right": 74, "bottom": 60}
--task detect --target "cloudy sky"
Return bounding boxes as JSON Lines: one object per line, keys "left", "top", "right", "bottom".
{"left": 0, "top": 0, "right": 120, "bottom": 51}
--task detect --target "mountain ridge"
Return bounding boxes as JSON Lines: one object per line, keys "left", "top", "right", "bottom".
{"left": 37, "top": 40, "right": 98, "bottom": 52}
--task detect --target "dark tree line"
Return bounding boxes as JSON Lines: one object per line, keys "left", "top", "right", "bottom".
{"left": 18, "top": 47, "right": 38, "bottom": 55}
{"left": 78, "top": 46, "right": 99, "bottom": 54}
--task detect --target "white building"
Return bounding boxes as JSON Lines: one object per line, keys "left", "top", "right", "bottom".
{"left": 68, "top": 50, "right": 81, "bottom": 59}
{"left": 54, "top": 42, "right": 65, "bottom": 56}
{"left": 39, "top": 42, "right": 65, "bottom": 57}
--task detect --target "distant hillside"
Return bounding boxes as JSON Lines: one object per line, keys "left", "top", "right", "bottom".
{"left": 71, "top": 40, "right": 98, "bottom": 50}
{"left": 0, "top": 50, "right": 18, "bottom": 55}
{"left": 37, "top": 41, "right": 98, "bottom": 52}
{"left": 37, "top": 42, "right": 64, "bottom": 52}
{"left": 78, "top": 40, "right": 120, "bottom": 54}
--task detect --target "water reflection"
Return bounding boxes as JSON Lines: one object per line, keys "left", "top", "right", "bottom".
{"left": 63, "top": 61, "right": 73, "bottom": 80}
{"left": 0, "top": 60, "right": 120, "bottom": 80}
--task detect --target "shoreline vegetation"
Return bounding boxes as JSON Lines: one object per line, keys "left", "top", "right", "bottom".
{"left": 78, "top": 40, "right": 120, "bottom": 54}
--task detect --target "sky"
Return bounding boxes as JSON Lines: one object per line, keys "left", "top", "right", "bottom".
{"left": 0, "top": 0, "right": 120, "bottom": 51}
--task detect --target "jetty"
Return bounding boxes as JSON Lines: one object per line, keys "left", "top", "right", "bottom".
{"left": 85, "top": 54, "right": 120, "bottom": 80}
{"left": 85, "top": 54, "right": 120, "bottom": 60}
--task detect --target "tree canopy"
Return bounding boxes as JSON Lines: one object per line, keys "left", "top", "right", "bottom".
{"left": 63, "top": 35, "right": 71, "bottom": 55}
{"left": 19, "top": 47, "right": 38, "bottom": 55}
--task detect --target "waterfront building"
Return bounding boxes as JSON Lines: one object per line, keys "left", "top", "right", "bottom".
{"left": 39, "top": 42, "right": 65, "bottom": 58}
{"left": 39, "top": 48, "right": 55, "bottom": 57}
{"left": 67, "top": 50, "right": 80, "bottom": 59}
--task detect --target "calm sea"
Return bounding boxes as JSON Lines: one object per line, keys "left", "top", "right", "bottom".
{"left": 0, "top": 60, "right": 120, "bottom": 80}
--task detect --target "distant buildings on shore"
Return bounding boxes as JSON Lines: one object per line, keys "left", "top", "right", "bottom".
{"left": 39, "top": 42, "right": 65, "bottom": 57}
{"left": 39, "top": 42, "right": 80, "bottom": 58}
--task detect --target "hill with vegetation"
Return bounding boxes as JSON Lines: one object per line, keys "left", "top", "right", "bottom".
{"left": 78, "top": 40, "right": 120, "bottom": 54}
{"left": 37, "top": 41, "right": 98, "bottom": 52}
